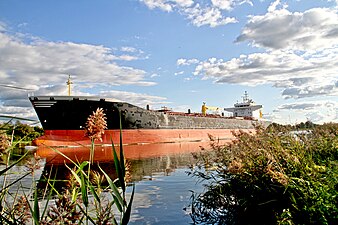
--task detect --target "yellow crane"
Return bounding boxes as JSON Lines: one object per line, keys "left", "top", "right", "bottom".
{"left": 201, "top": 102, "right": 221, "bottom": 116}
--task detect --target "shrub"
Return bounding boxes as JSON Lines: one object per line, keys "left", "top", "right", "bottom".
{"left": 189, "top": 123, "right": 338, "bottom": 225}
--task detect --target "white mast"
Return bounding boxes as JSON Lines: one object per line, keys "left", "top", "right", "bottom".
{"left": 66, "top": 75, "right": 73, "bottom": 96}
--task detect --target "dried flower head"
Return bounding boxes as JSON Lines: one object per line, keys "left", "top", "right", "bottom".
{"left": 85, "top": 108, "right": 107, "bottom": 142}
{"left": 41, "top": 191, "right": 82, "bottom": 224}
{"left": 90, "top": 170, "right": 106, "bottom": 192}
{"left": 125, "top": 160, "right": 132, "bottom": 183}
{"left": 13, "top": 196, "right": 31, "bottom": 224}
{"left": 227, "top": 159, "right": 243, "bottom": 174}
{"left": 0, "top": 132, "right": 10, "bottom": 154}
{"left": 95, "top": 200, "right": 115, "bottom": 225}
{"left": 25, "top": 154, "right": 43, "bottom": 175}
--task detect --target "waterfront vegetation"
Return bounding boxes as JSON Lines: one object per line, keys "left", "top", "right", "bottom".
{"left": 2, "top": 121, "right": 44, "bottom": 144}
{"left": 0, "top": 109, "right": 134, "bottom": 224}
{"left": 189, "top": 122, "right": 338, "bottom": 224}
{"left": 1, "top": 115, "right": 337, "bottom": 225}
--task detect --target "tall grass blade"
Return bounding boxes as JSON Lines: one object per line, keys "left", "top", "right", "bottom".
{"left": 24, "top": 189, "right": 39, "bottom": 225}
{"left": 42, "top": 174, "right": 58, "bottom": 218}
{"left": 119, "top": 111, "right": 125, "bottom": 178}
{"left": 66, "top": 162, "right": 89, "bottom": 207}
{"left": 112, "top": 146, "right": 125, "bottom": 193}
{"left": 89, "top": 183, "right": 100, "bottom": 204}
{"left": 0, "top": 172, "right": 30, "bottom": 191}
{"left": 77, "top": 161, "right": 89, "bottom": 174}
{"left": 0, "top": 115, "right": 37, "bottom": 122}
{"left": 113, "top": 194, "right": 123, "bottom": 213}
{"left": 0, "top": 151, "right": 29, "bottom": 176}
{"left": 77, "top": 204, "right": 96, "bottom": 224}
{"left": 72, "top": 187, "right": 79, "bottom": 203}
{"left": 66, "top": 164, "right": 82, "bottom": 184}
{"left": 49, "top": 145, "right": 82, "bottom": 169}
{"left": 98, "top": 165, "right": 124, "bottom": 211}
{"left": 112, "top": 217, "right": 118, "bottom": 225}
{"left": 80, "top": 170, "right": 88, "bottom": 207}
{"left": 122, "top": 185, "right": 135, "bottom": 225}
{"left": 33, "top": 185, "right": 40, "bottom": 224}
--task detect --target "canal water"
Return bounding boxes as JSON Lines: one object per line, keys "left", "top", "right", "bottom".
{"left": 35, "top": 141, "right": 214, "bottom": 224}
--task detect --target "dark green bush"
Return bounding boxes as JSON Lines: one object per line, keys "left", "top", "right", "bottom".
{"left": 189, "top": 123, "right": 338, "bottom": 225}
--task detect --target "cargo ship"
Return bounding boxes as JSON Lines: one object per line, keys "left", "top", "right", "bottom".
{"left": 29, "top": 79, "right": 266, "bottom": 147}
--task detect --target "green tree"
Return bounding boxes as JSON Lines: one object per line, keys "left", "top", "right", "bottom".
{"left": 4, "top": 121, "right": 43, "bottom": 142}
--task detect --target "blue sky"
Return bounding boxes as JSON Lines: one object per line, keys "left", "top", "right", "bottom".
{"left": 0, "top": 0, "right": 337, "bottom": 124}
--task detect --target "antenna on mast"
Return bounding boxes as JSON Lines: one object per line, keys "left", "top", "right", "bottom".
{"left": 66, "top": 75, "right": 73, "bottom": 96}
{"left": 242, "top": 91, "right": 249, "bottom": 103}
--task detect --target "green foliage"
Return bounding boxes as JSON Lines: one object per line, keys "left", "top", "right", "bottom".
{"left": 189, "top": 123, "right": 338, "bottom": 225}
{"left": 0, "top": 112, "right": 134, "bottom": 224}
{"left": 2, "top": 121, "right": 44, "bottom": 143}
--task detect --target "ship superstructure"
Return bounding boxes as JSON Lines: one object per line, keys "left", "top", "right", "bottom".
{"left": 224, "top": 91, "right": 262, "bottom": 119}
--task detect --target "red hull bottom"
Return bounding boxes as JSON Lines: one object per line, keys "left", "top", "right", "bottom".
{"left": 33, "top": 129, "right": 255, "bottom": 147}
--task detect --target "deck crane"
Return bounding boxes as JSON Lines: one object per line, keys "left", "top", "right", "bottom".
{"left": 201, "top": 102, "right": 221, "bottom": 116}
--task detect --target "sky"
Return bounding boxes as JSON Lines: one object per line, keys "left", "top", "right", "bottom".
{"left": 0, "top": 0, "right": 337, "bottom": 125}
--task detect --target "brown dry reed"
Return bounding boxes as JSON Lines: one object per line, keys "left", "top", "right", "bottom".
{"left": 189, "top": 122, "right": 338, "bottom": 225}
{"left": 85, "top": 108, "right": 107, "bottom": 142}
{"left": 0, "top": 108, "right": 134, "bottom": 225}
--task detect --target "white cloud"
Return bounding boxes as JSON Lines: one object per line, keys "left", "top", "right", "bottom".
{"left": 121, "top": 46, "right": 137, "bottom": 53}
{"left": 267, "top": 0, "right": 285, "bottom": 13}
{"left": 141, "top": 0, "right": 245, "bottom": 27}
{"left": 211, "top": 0, "right": 233, "bottom": 11}
{"left": 0, "top": 28, "right": 155, "bottom": 87}
{"left": 177, "top": 58, "right": 199, "bottom": 66}
{"left": 115, "top": 55, "right": 139, "bottom": 61}
{"left": 183, "top": 4, "right": 237, "bottom": 27}
{"left": 191, "top": 3, "right": 338, "bottom": 100}
{"left": 211, "top": 0, "right": 253, "bottom": 10}
{"left": 0, "top": 24, "right": 161, "bottom": 118}
{"left": 141, "top": 0, "right": 194, "bottom": 11}
{"left": 0, "top": 105, "right": 36, "bottom": 122}
{"left": 99, "top": 90, "right": 169, "bottom": 108}
{"left": 236, "top": 3, "right": 338, "bottom": 51}
{"left": 192, "top": 49, "right": 338, "bottom": 99}
{"left": 142, "top": 0, "right": 173, "bottom": 11}
{"left": 174, "top": 0, "right": 194, "bottom": 8}
{"left": 273, "top": 100, "right": 338, "bottom": 124}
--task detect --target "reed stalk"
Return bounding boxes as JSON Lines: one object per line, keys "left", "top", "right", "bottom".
{"left": 189, "top": 123, "right": 338, "bottom": 225}
{"left": 0, "top": 109, "right": 134, "bottom": 224}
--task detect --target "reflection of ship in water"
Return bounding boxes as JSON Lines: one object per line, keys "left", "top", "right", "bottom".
{"left": 36, "top": 141, "right": 222, "bottom": 193}
{"left": 36, "top": 141, "right": 222, "bottom": 164}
